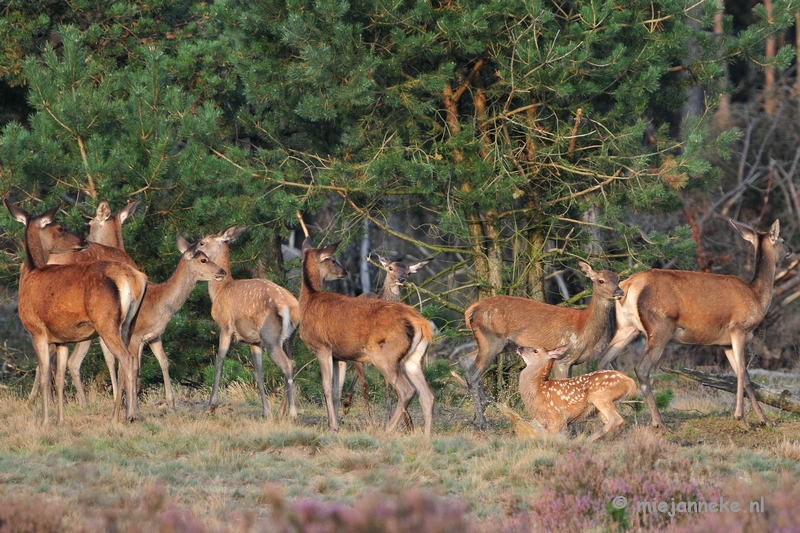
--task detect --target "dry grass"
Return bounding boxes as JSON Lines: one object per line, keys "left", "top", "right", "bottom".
{"left": 0, "top": 373, "right": 798, "bottom": 532}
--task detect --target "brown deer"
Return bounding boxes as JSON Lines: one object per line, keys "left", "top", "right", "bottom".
{"left": 596, "top": 219, "right": 788, "bottom": 430}
{"left": 517, "top": 345, "right": 636, "bottom": 441}
{"left": 300, "top": 238, "right": 435, "bottom": 436}
{"left": 122, "top": 235, "right": 227, "bottom": 409}
{"left": 196, "top": 226, "right": 299, "bottom": 419}
{"left": 34, "top": 199, "right": 140, "bottom": 407}
{"left": 4, "top": 197, "right": 146, "bottom": 425}
{"left": 462, "top": 261, "right": 623, "bottom": 429}
{"left": 342, "top": 255, "right": 431, "bottom": 419}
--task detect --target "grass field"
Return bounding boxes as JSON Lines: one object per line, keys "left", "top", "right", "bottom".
{"left": 0, "top": 368, "right": 799, "bottom": 532}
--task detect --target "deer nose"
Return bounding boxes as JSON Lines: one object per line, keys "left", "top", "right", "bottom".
{"left": 614, "top": 288, "right": 624, "bottom": 299}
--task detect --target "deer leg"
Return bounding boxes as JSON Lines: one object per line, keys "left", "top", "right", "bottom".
{"left": 332, "top": 360, "right": 347, "bottom": 424}
{"left": 460, "top": 342, "right": 501, "bottom": 430}
{"left": 102, "top": 334, "right": 137, "bottom": 423}
{"left": 281, "top": 329, "right": 298, "bottom": 418}
{"left": 597, "top": 325, "right": 640, "bottom": 369}
{"left": 260, "top": 333, "right": 296, "bottom": 419}
{"left": 634, "top": 326, "right": 672, "bottom": 430}
{"left": 383, "top": 369, "right": 416, "bottom": 434}
{"left": 32, "top": 337, "right": 53, "bottom": 426}
{"left": 67, "top": 340, "right": 92, "bottom": 408}
{"left": 316, "top": 349, "right": 339, "bottom": 431}
{"left": 590, "top": 398, "right": 625, "bottom": 442}
{"left": 249, "top": 344, "right": 271, "bottom": 420}
{"left": 146, "top": 339, "right": 175, "bottom": 409}
{"left": 402, "top": 339, "right": 434, "bottom": 437}
{"left": 208, "top": 331, "right": 233, "bottom": 410}
{"left": 98, "top": 339, "right": 120, "bottom": 404}
{"left": 732, "top": 333, "right": 769, "bottom": 427}
{"left": 28, "top": 345, "right": 56, "bottom": 405}
{"left": 55, "top": 345, "right": 69, "bottom": 425}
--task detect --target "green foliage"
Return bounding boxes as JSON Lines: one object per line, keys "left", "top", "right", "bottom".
{"left": 655, "top": 387, "right": 675, "bottom": 411}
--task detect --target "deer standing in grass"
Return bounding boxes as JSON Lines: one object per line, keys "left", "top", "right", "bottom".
{"left": 596, "top": 219, "right": 787, "bottom": 430}
{"left": 300, "top": 238, "right": 435, "bottom": 436}
{"left": 462, "top": 261, "right": 623, "bottom": 429}
{"left": 124, "top": 235, "right": 226, "bottom": 409}
{"left": 517, "top": 345, "right": 636, "bottom": 441}
{"left": 196, "top": 226, "right": 299, "bottom": 419}
{"left": 34, "top": 199, "right": 140, "bottom": 407}
{"left": 342, "top": 255, "right": 431, "bottom": 419}
{"left": 4, "top": 197, "right": 146, "bottom": 425}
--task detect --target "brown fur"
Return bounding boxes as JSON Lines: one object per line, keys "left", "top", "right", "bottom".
{"left": 597, "top": 219, "right": 787, "bottom": 430}
{"left": 34, "top": 200, "right": 140, "bottom": 408}
{"left": 461, "top": 261, "right": 623, "bottom": 429}
{"left": 343, "top": 255, "right": 431, "bottom": 418}
{"left": 5, "top": 197, "right": 147, "bottom": 425}
{"left": 518, "top": 345, "right": 636, "bottom": 441}
{"left": 197, "top": 226, "right": 299, "bottom": 419}
{"left": 300, "top": 238, "right": 435, "bottom": 437}
{"left": 126, "top": 236, "right": 226, "bottom": 408}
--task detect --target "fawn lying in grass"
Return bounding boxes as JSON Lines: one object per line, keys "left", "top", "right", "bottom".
{"left": 517, "top": 345, "right": 636, "bottom": 441}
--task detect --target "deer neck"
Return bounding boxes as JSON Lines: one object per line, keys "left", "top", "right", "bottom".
{"left": 299, "top": 251, "right": 323, "bottom": 306}
{"left": 378, "top": 282, "right": 402, "bottom": 302}
{"left": 207, "top": 246, "right": 234, "bottom": 303}
{"left": 581, "top": 289, "right": 615, "bottom": 346}
{"left": 22, "top": 228, "right": 49, "bottom": 272}
{"left": 152, "top": 257, "right": 199, "bottom": 315}
{"left": 750, "top": 237, "right": 778, "bottom": 313}
{"left": 519, "top": 358, "right": 555, "bottom": 404}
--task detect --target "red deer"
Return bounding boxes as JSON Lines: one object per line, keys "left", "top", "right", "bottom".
{"left": 123, "top": 235, "right": 226, "bottom": 408}
{"left": 462, "top": 261, "right": 623, "bottom": 429}
{"left": 34, "top": 199, "right": 140, "bottom": 407}
{"left": 4, "top": 197, "right": 146, "bottom": 425}
{"left": 517, "top": 345, "right": 636, "bottom": 441}
{"left": 196, "top": 226, "right": 299, "bottom": 419}
{"left": 300, "top": 238, "right": 435, "bottom": 436}
{"left": 596, "top": 219, "right": 787, "bottom": 430}
{"left": 343, "top": 255, "right": 431, "bottom": 419}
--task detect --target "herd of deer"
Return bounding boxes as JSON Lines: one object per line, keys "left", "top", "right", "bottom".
{"left": 2, "top": 195, "right": 789, "bottom": 441}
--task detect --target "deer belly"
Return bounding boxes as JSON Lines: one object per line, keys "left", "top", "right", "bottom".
{"left": 672, "top": 325, "right": 730, "bottom": 345}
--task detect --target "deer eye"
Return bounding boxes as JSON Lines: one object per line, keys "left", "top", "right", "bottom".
{"left": 598, "top": 279, "right": 605, "bottom": 284}
{"left": 201, "top": 258, "right": 207, "bottom": 263}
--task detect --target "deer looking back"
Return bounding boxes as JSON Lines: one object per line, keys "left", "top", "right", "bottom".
{"left": 462, "top": 261, "right": 623, "bottom": 429}
{"left": 596, "top": 219, "right": 788, "bottom": 430}
{"left": 299, "top": 238, "right": 435, "bottom": 436}
{"left": 517, "top": 345, "right": 636, "bottom": 441}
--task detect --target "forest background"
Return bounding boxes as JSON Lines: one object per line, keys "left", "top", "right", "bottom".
{"left": 2, "top": 0, "right": 800, "bottom": 401}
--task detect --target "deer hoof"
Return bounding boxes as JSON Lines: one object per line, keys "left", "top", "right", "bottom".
{"left": 735, "top": 417, "right": 750, "bottom": 431}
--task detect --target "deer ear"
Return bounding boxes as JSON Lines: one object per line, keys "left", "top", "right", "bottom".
{"left": 769, "top": 220, "right": 780, "bottom": 243}
{"left": 578, "top": 260, "right": 596, "bottom": 279}
{"left": 4, "top": 197, "right": 29, "bottom": 225}
{"left": 117, "top": 199, "right": 140, "bottom": 225}
{"left": 220, "top": 225, "right": 246, "bottom": 243}
{"left": 176, "top": 233, "right": 192, "bottom": 254}
{"left": 407, "top": 258, "right": 431, "bottom": 274}
{"left": 301, "top": 236, "right": 314, "bottom": 252}
{"left": 95, "top": 200, "right": 111, "bottom": 222}
{"left": 38, "top": 203, "right": 61, "bottom": 227}
{"left": 319, "top": 241, "right": 341, "bottom": 259}
{"left": 377, "top": 255, "right": 390, "bottom": 268}
{"left": 730, "top": 219, "right": 758, "bottom": 247}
